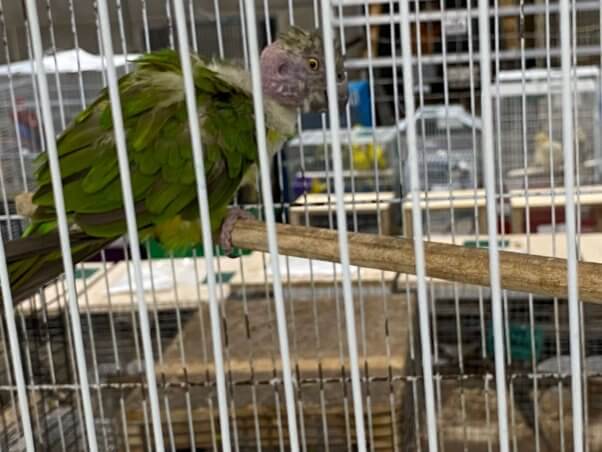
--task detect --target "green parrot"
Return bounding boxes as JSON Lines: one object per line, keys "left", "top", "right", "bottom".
{"left": 4, "top": 26, "right": 348, "bottom": 303}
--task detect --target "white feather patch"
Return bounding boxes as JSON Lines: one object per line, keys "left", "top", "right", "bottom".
{"left": 208, "top": 61, "right": 297, "bottom": 138}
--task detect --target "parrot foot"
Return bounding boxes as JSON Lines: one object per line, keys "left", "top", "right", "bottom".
{"left": 219, "top": 207, "right": 255, "bottom": 257}
{"left": 15, "top": 191, "right": 36, "bottom": 217}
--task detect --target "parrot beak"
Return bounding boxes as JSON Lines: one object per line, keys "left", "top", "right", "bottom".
{"left": 337, "top": 80, "right": 349, "bottom": 111}
{"left": 316, "top": 80, "right": 348, "bottom": 113}
{"left": 307, "top": 78, "right": 349, "bottom": 113}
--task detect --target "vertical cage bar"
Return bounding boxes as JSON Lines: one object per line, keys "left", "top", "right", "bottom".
{"left": 559, "top": 0, "right": 585, "bottom": 449}
{"left": 94, "top": 0, "right": 166, "bottom": 449}
{"left": 0, "top": 243, "right": 34, "bottom": 450}
{"left": 171, "top": 1, "right": 233, "bottom": 450}
{"left": 23, "top": 0, "right": 99, "bottom": 449}
{"left": 320, "top": 2, "right": 368, "bottom": 452}
{"left": 241, "top": 1, "right": 300, "bottom": 450}
{"left": 398, "top": 1, "right": 438, "bottom": 451}
{"left": 477, "top": 0, "right": 510, "bottom": 451}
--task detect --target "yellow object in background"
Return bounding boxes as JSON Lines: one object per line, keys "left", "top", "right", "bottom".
{"left": 310, "top": 178, "right": 327, "bottom": 193}
{"left": 350, "top": 125, "right": 387, "bottom": 170}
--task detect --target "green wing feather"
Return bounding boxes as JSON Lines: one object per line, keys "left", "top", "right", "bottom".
{"left": 24, "top": 48, "right": 266, "bottom": 253}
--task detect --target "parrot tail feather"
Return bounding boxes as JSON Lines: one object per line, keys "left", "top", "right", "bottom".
{"left": 3, "top": 231, "right": 114, "bottom": 305}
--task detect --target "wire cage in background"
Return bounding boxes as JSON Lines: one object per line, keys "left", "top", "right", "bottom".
{"left": 0, "top": 59, "right": 129, "bottom": 202}
{"left": 283, "top": 125, "right": 400, "bottom": 235}
{"left": 493, "top": 66, "right": 602, "bottom": 191}
{"left": 400, "top": 105, "right": 483, "bottom": 194}
{"left": 0, "top": 0, "right": 600, "bottom": 452}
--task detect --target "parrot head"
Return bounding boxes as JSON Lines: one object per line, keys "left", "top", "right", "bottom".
{"left": 260, "top": 26, "right": 348, "bottom": 113}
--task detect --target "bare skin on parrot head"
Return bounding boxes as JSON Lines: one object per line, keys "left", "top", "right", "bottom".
{"left": 221, "top": 27, "right": 349, "bottom": 256}
{"left": 260, "top": 26, "right": 348, "bottom": 113}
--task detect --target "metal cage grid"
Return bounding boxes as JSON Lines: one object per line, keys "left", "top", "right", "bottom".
{"left": 0, "top": 1, "right": 597, "bottom": 452}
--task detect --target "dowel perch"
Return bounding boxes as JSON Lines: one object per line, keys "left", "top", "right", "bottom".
{"left": 230, "top": 219, "right": 602, "bottom": 304}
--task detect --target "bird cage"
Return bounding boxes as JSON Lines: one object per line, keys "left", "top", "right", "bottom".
{"left": 0, "top": 50, "right": 131, "bottom": 201}
{"left": 397, "top": 105, "right": 484, "bottom": 236}
{"left": 284, "top": 125, "right": 400, "bottom": 198}
{"left": 493, "top": 66, "right": 602, "bottom": 191}
{"left": 398, "top": 104, "right": 483, "bottom": 195}
{"left": 148, "top": 14, "right": 274, "bottom": 61}
{"left": 0, "top": 77, "right": 40, "bottom": 201}
{"left": 2, "top": 1, "right": 602, "bottom": 452}
{"left": 283, "top": 125, "right": 401, "bottom": 234}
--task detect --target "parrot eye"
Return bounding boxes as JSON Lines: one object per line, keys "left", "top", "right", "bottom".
{"left": 308, "top": 58, "right": 320, "bottom": 71}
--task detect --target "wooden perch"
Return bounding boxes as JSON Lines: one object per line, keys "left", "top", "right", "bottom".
{"left": 231, "top": 219, "right": 602, "bottom": 304}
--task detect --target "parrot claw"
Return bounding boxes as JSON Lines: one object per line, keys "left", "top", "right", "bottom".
{"left": 219, "top": 207, "right": 255, "bottom": 258}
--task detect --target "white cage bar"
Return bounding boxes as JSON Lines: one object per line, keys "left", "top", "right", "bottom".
{"left": 559, "top": 0, "right": 585, "bottom": 449}
{"left": 24, "top": 0, "right": 99, "bottom": 449}
{"left": 478, "top": 0, "right": 511, "bottom": 450}
{"left": 171, "top": 0, "right": 232, "bottom": 450}
{"left": 94, "top": 0, "right": 166, "bottom": 449}
{"left": 398, "top": 0, "right": 439, "bottom": 450}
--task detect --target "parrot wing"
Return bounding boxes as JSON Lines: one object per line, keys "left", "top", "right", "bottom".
{"left": 26, "top": 49, "right": 265, "bottom": 251}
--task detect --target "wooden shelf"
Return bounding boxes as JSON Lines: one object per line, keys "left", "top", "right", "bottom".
{"left": 289, "top": 191, "right": 396, "bottom": 235}
{"left": 509, "top": 185, "right": 602, "bottom": 233}
{"left": 402, "top": 189, "right": 489, "bottom": 237}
